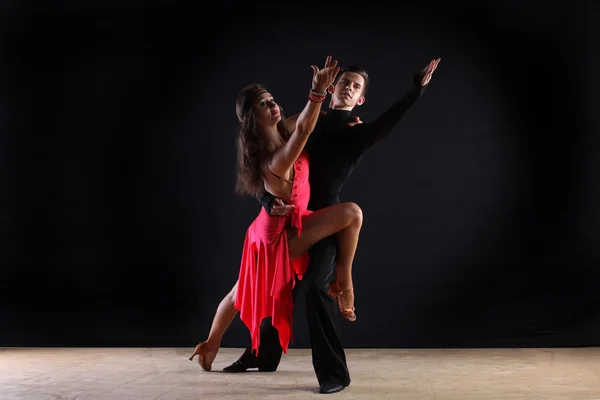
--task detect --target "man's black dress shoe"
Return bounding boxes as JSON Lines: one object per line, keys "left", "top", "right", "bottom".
{"left": 318, "top": 382, "right": 345, "bottom": 394}
{"left": 222, "top": 348, "right": 278, "bottom": 373}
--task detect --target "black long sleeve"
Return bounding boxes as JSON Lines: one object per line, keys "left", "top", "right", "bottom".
{"left": 348, "top": 73, "right": 427, "bottom": 153}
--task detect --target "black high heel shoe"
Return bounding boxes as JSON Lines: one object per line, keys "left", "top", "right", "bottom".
{"left": 222, "top": 347, "right": 279, "bottom": 373}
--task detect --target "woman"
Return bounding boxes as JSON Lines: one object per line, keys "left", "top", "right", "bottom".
{"left": 190, "top": 56, "right": 362, "bottom": 371}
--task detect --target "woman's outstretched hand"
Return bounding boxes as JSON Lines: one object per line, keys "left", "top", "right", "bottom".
{"left": 311, "top": 55, "right": 340, "bottom": 94}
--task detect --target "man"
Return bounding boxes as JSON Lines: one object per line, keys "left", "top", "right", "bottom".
{"left": 223, "top": 58, "right": 440, "bottom": 394}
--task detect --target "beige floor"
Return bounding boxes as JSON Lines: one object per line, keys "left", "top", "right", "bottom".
{"left": 0, "top": 347, "right": 599, "bottom": 399}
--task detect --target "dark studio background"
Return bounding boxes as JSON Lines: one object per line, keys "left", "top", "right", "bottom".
{"left": 0, "top": 0, "right": 599, "bottom": 348}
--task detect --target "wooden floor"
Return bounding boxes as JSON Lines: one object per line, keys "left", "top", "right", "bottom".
{"left": 1, "top": 347, "right": 599, "bottom": 399}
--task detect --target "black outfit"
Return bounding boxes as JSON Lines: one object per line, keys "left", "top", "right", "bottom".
{"left": 224, "top": 74, "right": 428, "bottom": 389}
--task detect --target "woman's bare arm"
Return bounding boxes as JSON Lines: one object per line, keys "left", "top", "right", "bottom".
{"left": 266, "top": 56, "right": 340, "bottom": 179}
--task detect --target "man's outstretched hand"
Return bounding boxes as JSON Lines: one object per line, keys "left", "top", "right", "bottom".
{"left": 420, "top": 58, "right": 441, "bottom": 86}
{"left": 270, "top": 198, "right": 295, "bottom": 216}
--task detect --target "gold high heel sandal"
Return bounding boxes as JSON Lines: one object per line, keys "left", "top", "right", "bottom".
{"left": 328, "top": 281, "right": 357, "bottom": 322}
{"left": 188, "top": 341, "right": 218, "bottom": 371}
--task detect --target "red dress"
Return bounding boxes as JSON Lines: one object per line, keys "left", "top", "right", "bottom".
{"left": 234, "top": 150, "right": 312, "bottom": 355}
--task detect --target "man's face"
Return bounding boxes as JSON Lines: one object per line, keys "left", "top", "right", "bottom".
{"left": 329, "top": 72, "right": 366, "bottom": 110}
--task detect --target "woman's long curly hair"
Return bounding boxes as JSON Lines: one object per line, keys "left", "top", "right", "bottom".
{"left": 235, "top": 83, "right": 290, "bottom": 196}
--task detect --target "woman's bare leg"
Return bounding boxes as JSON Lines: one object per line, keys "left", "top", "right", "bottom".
{"left": 332, "top": 208, "right": 362, "bottom": 293}
{"left": 288, "top": 202, "right": 363, "bottom": 316}
{"left": 189, "top": 281, "right": 239, "bottom": 371}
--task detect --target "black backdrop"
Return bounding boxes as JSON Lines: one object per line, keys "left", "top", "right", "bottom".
{"left": 1, "top": 0, "right": 598, "bottom": 348}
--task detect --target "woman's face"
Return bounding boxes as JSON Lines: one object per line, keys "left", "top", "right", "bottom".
{"left": 253, "top": 91, "right": 281, "bottom": 127}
